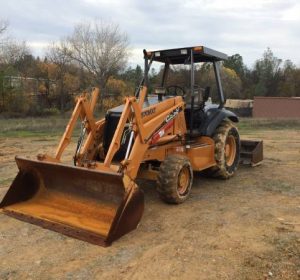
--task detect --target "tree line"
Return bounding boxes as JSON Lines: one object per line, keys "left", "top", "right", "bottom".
{"left": 0, "top": 19, "right": 299, "bottom": 117}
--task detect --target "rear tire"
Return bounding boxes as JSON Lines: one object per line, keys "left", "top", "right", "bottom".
{"left": 205, "top": 120, "right": 240, "bottom": 179}
{"left": 157, "top": 155, "right": 193, "bottom": 204}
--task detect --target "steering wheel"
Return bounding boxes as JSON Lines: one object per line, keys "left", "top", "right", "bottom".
{"left": 166, "top": 85, "right": 186, "bottom": 97}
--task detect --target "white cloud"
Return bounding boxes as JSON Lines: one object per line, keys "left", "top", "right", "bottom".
{"left": 281, "top": 3, "right": 300, "bottom": 21}
{"left": 0, "top": 0, "right": 299, "bottom": 67}
{"left": 27, "top": 41, "right": 49, "bottom": 57}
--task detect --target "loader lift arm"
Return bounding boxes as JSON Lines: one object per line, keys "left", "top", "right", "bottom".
{"left": 87, "top": 86, "right": 186, "bottom": 180}
{"left": 38, "top": 88, "right": 105, "bottom": 166}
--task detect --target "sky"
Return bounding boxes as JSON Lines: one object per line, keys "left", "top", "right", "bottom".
{"left": 0, "top": 0, "right": 300, "bottom": 68}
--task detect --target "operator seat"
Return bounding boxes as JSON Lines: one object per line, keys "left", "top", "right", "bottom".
{"left": 184, "top": 86, "right": 210, "bottom": 130}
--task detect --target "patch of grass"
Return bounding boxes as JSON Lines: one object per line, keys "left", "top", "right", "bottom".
{"left": 1, "top": 115, "right": 299, "bottom": 138}
{"left": 0, "top": 110, "right": 106, "bottom": 138}
{"left": 0, "top": 116, "right": 79, "bottom": 137}
{"left": 1, "top": 130, "right": 55, "bottom": 137}
{"left": 237, "top": 118, "right": 300, "bottom": 133}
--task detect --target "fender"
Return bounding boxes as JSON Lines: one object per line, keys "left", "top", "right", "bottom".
{"left": 200, "top": 107, "right": 239, "bottom": 136}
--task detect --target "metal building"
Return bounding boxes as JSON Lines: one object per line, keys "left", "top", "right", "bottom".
{"left": 253, "top": 97, "right": 300, "bottom": 118}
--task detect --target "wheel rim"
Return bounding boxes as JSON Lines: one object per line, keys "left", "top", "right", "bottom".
{"left": 225, "top": 135, "right": 236, "bottom": 166}
{"left": 178, "top": 166, "right": 190, "bottom": 195}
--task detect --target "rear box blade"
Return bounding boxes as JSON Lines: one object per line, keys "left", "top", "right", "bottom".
{"left": 240, "top": 140, "right": 263, "bottom": 166}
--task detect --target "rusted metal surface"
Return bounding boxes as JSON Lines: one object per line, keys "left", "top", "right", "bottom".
{"left": 0, "top": 157, "right": 144, "bottom": 246}
{"left": 253, "top": 97, "right": 300, "bottom": 118}
{"left": 240, "top": 140, "right": 263, "bottom": 166}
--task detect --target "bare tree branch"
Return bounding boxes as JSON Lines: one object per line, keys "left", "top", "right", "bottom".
{"left": 46, "top": 41, "right": 72, "bottom": 71}
{"left": 0, "top": 39, "right": 30, "bottom": 65}
{"left": 0, "top": 20, "right": 30, "bottom": 66}
{"left": 66, "top": 20, "right": 129, "bottom": 89}
{"left": 0, "top": 19, "right": 8, "bottom": 36}
{"left": 46, "top": 41, "right": 74, "bottom": 111}
{"left": 0, "top": 20, "right": 9, "bottom": 48}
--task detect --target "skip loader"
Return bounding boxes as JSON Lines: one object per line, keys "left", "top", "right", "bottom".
{"left": 0, "top": 46, "right": 263, "bottom": 246}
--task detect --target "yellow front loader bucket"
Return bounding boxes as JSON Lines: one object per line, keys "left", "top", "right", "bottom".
{"left": 0, "top": 157, "right": 144, "bottom": 246}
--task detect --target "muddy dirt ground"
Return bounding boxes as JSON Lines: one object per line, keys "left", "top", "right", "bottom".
{"left": 0, "top": 127, "right": 299, "bottom": 279}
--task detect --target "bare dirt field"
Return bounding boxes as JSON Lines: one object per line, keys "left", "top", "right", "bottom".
{"left": 0, "top": 118, "right": 299, "bottom": 279}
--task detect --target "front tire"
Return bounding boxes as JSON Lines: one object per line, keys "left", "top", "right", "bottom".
{"left": 206, "top": 120, "right": 240, "bottom": 179}
{"left": 157, "top": 155, "right": 193, "bottom": 204}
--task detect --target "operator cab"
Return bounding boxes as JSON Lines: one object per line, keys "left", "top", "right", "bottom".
{"left": 140, "top": 46, "right": 228, "bottom": 135}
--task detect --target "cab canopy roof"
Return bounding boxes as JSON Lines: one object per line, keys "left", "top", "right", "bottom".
{"left": 146, "top": 46, "right": 228, "bottom": 64}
